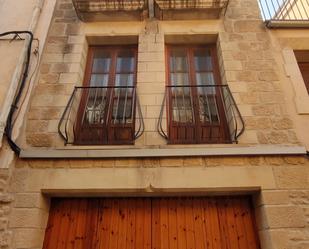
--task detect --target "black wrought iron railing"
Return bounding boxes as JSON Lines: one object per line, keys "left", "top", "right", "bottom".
{"left": 72, "top": 0, "right": 147, "bottom": 21}
{"left": 258, "top": 0, "right": 309, "bottom": 27}
{"left": 155, "top": 0, "right": 229, "bottom": 9}
{"left": 154, "top": 0, "right": 230, "bottom": 19}
{"left": 158, "top": 85, "right": 244, "bottom": 144}
{"left": 73, "top": 0, "right": 146, "bottom": 11}
{"left": 58, "top": 86, "right": 144, "bottom": 145}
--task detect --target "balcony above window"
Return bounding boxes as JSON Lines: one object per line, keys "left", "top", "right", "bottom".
{"left": 154, "top": 0, "right": 230, "bottom": 20}
{"left": 258, "top": 0, "right": 309, "bottom": 28}
{"left": 72, "top": 0, "right": 148, "bottom": 22}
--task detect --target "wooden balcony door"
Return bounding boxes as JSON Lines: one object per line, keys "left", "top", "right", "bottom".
{"left": 299, "top": 62, "right": 309, "bottom": 94}
{"left": 43, "top": 197, "right": 260, "bottom": 249}
{"left": 74, "top": 46, "right": 137, "bottom": 145}
{"left": 166, "top": 45, "right": 230, "bottom": 144}
{"left": 294, "top": 50, "right": 309, "bottom": 94}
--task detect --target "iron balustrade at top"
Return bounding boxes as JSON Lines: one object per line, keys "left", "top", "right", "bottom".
{"left": 58, "top": 86, "right": 144, "bottom": 145}
{"left": 154, "top": 0, "right": 230, "bottom": 19}
{"left": 258, "top": 0, "right": 309, "bottom": 27}
{"left": 73, "top": 0, "right": 147, "bottom": 11}
{"left": 158, "top": 84, "right": 245, "bottom": 144}
{"left": 154, "top": 0, "right": 229, "bottom": 9}
{"left": 72, "top": 0, "right": 148, "bottom": 21}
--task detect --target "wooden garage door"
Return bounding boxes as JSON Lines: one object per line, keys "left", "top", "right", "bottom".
{"left": 42, "top": 197, "right": 260, "bottom": 249}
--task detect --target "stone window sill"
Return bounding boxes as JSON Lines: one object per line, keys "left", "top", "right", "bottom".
{"left": 19, "top": 145, "right": 306, "bottom": 159}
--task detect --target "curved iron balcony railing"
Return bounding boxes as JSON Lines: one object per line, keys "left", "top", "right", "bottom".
{"left": 58, "top": 86, "right": 144, "bottom": 145}
{"left": 258, "top": 0, "right": 309, "bottom": 28}
{"left": 158, "top": 85, "right": 244, "bottom": 144}
{"left": 72, "top": 0, "right": 148, "bottom": 21}
{"left": 154, "top": 0, "right": 230, "bottom": 20}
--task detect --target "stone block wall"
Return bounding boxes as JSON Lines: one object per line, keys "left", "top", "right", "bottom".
{"left": 219, "top": 0, "right": 298, "bottom": 145}
{"left": 3, "top": 0, "right": 307, "bottom": 249}
{"left": 4, "top": 155, "right": 309, "bottom": 249}
{"left": 0, "top": 168, "right": 12, "bottom": 249}
{"left": 23, "top": 0, "right": 300, "bottom": 148}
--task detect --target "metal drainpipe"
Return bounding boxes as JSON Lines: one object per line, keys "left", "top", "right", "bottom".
{"left": 0, "top": 0, "right": 45, "bottom": 147}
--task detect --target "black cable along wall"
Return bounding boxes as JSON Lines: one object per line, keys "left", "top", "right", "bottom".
{"left": 0, "top": 31, "right": 34, "bottom": 155}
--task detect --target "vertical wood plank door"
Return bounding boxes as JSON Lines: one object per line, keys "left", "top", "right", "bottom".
{"left": 42, "top": 197, "right": 260, "bottom": 249}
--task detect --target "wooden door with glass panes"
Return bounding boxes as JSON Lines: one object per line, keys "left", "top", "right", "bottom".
{"left": 298, "top": 62, "right": 309, "bottom": 94}
{"left": 166, "top": 45, "right": 230, "bottom": 144}
{"left": 74, "top": 46, "right": 137, "bottom": 145}
{"left": 294, "top": 50, "right": 309, "bottom": 95}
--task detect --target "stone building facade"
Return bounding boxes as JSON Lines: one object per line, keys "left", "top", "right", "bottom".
{"left": 0, "top": 0, "right": 308, "bottom": 248}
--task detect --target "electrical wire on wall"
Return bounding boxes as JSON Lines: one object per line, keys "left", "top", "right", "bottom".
{"left": 0, "top": 31, "right": 36, "bottom": 155}
{"left": 12, "top": 39, "right": 40, "bottom": 127}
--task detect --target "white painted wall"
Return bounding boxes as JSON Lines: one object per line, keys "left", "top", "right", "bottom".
{"left": 0, "top": 0, "right": 56, "bottom": 166}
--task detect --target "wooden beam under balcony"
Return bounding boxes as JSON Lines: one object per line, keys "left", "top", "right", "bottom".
{"left": 72, "top": 0, "right": 148, "bottom": 22}
{"left": 154, "top": 0, "right": 229, "bottom": 20}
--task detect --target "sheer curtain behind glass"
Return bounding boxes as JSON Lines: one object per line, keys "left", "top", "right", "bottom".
{"left": 170, "top": 49, "right": 193, "bottom": 123}
{"left": 194, "top": 49, "right": 219, "bottom": 124}
{"left": 112, "top": 50, "right": 135, "bottom": 124}
{"left": 84, "top": 51, "right": 111, "bottom": 125}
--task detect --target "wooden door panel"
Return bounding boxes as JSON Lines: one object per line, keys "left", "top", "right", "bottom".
{"left": 200, "top": 125, "right": 230, "bottom": 144}
{"left": 75, "top": 126, "right": 106, "bottom": 145}
{"left": 97, "top": 199, "right": 113, "bottom": 249}
{"left": 108, "top": 127, "right": 134, "bottom": 144}
{"left": 42, "top": 199, "right": 63, "bottom": 249}
{"left": 169, "top": 125, "right": 196, "bottom": 144}
{"left": 43, "top": 197, "right": 260, "bottom": 249}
